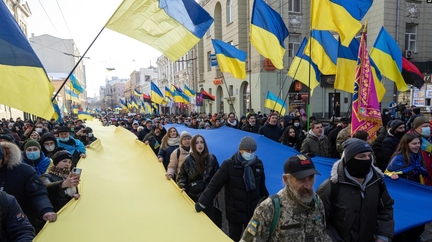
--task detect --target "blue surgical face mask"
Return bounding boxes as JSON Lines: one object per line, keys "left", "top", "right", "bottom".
{"left": 294, "top": 123, "right": 300, "bottom": 127}
{"left": 385, "top": 112, "right": 389, "bottom": 115}
{"left": 421, "top": 127, "right": 430, "bottom": 137}
{"left": 26, "top": 151, "right": 40, "bottom": 160}
{"left": 241, "top": 151, "right": 255, "bottom": 161}
{"left": 88, "top": 133, "right": 93, "bottom": 137}
{"left": 59, "top": 137, "right": 70, "bottom": 142}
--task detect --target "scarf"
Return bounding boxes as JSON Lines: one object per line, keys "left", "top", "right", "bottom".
{"left": 48, "top": 166, "right": 78, "bottom": 197}
{"left": 181, "top": 146, "right": 190, "bottom": 152}
{"left": 227, "top": 119, "right": 237, "bottom": 126}
{"left": 308, "top": 130, "right": 324, "bottom": 140}
{"left": 237, "top": 152, "right": 257, "bottom": 191}
{"left": 167, "top": 137, "right": 180, "bottom": 147}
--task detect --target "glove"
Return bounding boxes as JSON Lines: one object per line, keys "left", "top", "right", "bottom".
{"left": 195, "top": 202, "right": 206, "bottom": 212}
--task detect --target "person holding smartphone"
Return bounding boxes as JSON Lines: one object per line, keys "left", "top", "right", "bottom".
{"left": 40, "top": 150, "right": 81, "bottom": 212}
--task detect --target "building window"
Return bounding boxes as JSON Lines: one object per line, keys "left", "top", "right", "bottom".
{"left": 207, "top": 51, "right": 212, "bottom": 71}
{"left": 288, "top": 34, "right": 301, "bottom": 57}
{"left": 405, "top": 24, "right": 417, "bottom": 51}
{"left": 226, "top": 0, "right": 233, "bottom": 24}
{"left": 206, "top": 26, "right": 211, "bottom": 38}
{"left": 289, "top": 0, "right": 301, "bottom": 13}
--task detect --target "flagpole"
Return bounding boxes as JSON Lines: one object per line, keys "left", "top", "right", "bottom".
{"left": 51, "top": 26, "right": 106, "bottom": 102}
{"left": 307, "top": 29, "right": 312, "bottom": 131}
{"left": 221, "top": 74, "right": 237, "bottom": 115}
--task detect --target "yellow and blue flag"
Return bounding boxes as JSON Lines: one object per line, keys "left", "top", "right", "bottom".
{"left": 52, "top": 100, "right": 62, "bottom": 123}
{"left": 370, "top": 27, "right": 408, "bottom": 91}
{"left": 334, "top": 38, "right": 386, "bottom": 101}
{"left": 0, "top": 0, "right": 55, "bottom": 119}
{"left": 250, "top": 0, "right": 289, "bottom": 70}
{"left": 151, "top": 82, "right": 164, "bottom": 104}
{"left": 264, "top": 91, "right": 286, "bottom": 115}
{"left": 114, "top": 105, "right": 122, "bottom": 111}
{"left": 174, "top": 89, "right": 189, "bottom": 104}
{"left": 78, "top": 111, "right": 94, "bottom": 121}
{"left": 311, "top": 0, "right": 373, "bottom": 47}
{"left": 287, "top": 37, "right": 321, "bottom": 90}
{"left": 184, "top": 85, "right": 196, "bottom": 97}
{"left": 134, "top": 89, "right": 142, "bottom": 96}
{"left": 211, "top": 39, "right": 247, "bottom": 79}
{"left": 131, "top": 96, "right": 139, "bottom": 109}
{"left": 304, "top": 30, "right": 338, "bottom": 75}
{"left": 120, "top": 99, "right": 128, "bottom": 110}
{"left": 105, "top": 0, "right": 213, "bottom": 62}
{"left": 165, "top": 87, "right": 174, "bottom": 100}
{"left": 65, "top": 88, "right": 80, "bottom": 102}
{"left": 72, "top": 105, "right": 79, "bottom": 114}
{"left": 70, "top": 74, "right": 84, "bottom": 94}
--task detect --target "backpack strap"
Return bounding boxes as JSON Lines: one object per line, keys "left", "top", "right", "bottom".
{"left": 177, "top": 148, "right": 181, "bottom": 160}
{"left": 269, "top": 194, "right": 280, "bottom": 236}
{"left": 329, "top": 181, "right": 339, "bottom": 219}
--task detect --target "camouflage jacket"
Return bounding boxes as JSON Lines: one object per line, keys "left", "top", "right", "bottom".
{"left": 240, "top": 187, "right": 332, "bottom": 242}
{"left": 336, "top": 124, "right": 351, "bottom": 153}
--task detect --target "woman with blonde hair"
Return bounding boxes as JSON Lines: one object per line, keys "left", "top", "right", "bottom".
{"left": 157, "top": 127, "right": 180, "bottom": 170}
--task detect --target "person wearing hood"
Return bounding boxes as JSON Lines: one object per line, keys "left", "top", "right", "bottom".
{"left": 166, "top": 131, "right": 192, "bottom": 180}
{"left": 22, "top": 139, "right": 51, "bottom": 176}
{"left": 40, "top": 133, "right": 58, "bottom": 158}
{"left": 316, "top": 138, "right": 394, "bottom": 242}
{"left": 196, "top": 136, "right": 268, "bottom": 241}
{"left": 40, "top": 150, "right": 81, "bottom": 212}
{"left": 0, "top": 141, "right": 57, "bottom": 233}
{"left": 300, "top": 121, "right": 330, "bottom": 157}
{"left": 381, "top": 120, "right": 405, "bottom": 170}
{"left": 258, "top": 113, "right": 282, "bottom": 142}
{"left": 280, "top": 115, "right": 294, "bottom": 132}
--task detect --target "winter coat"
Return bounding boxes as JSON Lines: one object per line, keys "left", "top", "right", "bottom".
{"left": 0, "top": 141, "right": 54, "bottom": 229}
{"left": 241, "top": 123, "right": 260, "bottom": 134}
{"left": 316, "top": 160, "right": 394, "bottom": 242}
{"left": 328, "top": 126, "right": 342, "bottom": 158}
{"left": 336, "top": 125, "right": 351, "bottom": 153}
{"left": 198, "top": 152, "right": 269, "bottom": 223}
{"left": 166, "top": 146, "right": 190, "bottom": 178}
{"left": 22, "top": 151, "right": 51, "bottom": 176}
{"left": 158, "top": 144, "right": 179, "bottom": 170}
{"left": 176, "top": 153, "right": 219, "bottom": 202}
{"left": 371, "top": 127, "right": 387, "bottom": 171}
{"left": 39, "top": 133, "right": 58, "bottom": 158}
{"left": 381, "top": 132, "right": 402, "bottom": 168}
{"left": 0, "top": 191, "right": 35, "bottom": 242}
{"left": 258, "top": 122, "right": 281, "bottom": 142}
{"left": 137, "top": 127, "right": 151, "bottom": 141}
{"left": 39, "top": 172, "right": 76, "bottom": 212}
{"left": 300, "top": 131, "right": 331, "bottom": 157}
{"left": 143, "top": 133, "right": 163, "bottom": 155}
{"left": 225, "top": 119, "right": 239, "bottom": 129}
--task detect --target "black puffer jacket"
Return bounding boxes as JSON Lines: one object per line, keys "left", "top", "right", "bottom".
{"left": 316, "top": 160, "right": 394, "bottom": 242}
{"left": 198, "top": 152, "right": 269, "bottom": 223}
{"left": 176, "top": 153, "right": 219, "bottom": 201}
{"left": 258, "top": 122, "right": 281, "bottom": 142}
{"left": 39, "top": 173, "right": 74, "bottom": 212}
{"left": 371, "top": 127, "right": 387, "bottom": 171}
{"left": 241, "top": 123, "right": 260, "bottom": 134}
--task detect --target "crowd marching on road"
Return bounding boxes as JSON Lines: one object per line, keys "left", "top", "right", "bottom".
{"left": 1, "top": 106, "right": 432, "bottom": 241}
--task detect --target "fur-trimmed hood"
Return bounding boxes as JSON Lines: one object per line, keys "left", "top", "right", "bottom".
{"left": 1, "top": 141, "right": 22, "bottom": 169}
{"left": 330, "top": 156, "right": 384, "bottom": 184}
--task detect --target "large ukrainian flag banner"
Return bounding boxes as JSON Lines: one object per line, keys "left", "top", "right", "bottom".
{"left": 78, "top": 111, "right": 94, "bottom": 121}
{"left": 0, "top": 0, "right": 54, "bottom": 119}
{"left": 35, "top": 122, "right": 230, "bottom": 241}
{"left": 105, "top": 0, "right": 213, "bottom": 62}
{"left": 304, "top": 30, "right": 338, "bottom": 75}
{"left": 250, "top": 0, "right": 289, "bottom": 70}
{"left": 212, "top": 39, "right": 247, "bottom": 80}
{"left": 370, "top": 27, "right": 408, "bottom": 91}
{"left": 311, "top": 0, "right": 373, "bottom": 47}
{"left": 264, "top": 91, "right": 287, "bottom": 115}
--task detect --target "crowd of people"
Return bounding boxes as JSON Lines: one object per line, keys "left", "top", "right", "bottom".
{"left": 0, "top": 105, "right": 430, "bottom": 241}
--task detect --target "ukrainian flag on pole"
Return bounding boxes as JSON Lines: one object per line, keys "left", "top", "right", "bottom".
{"left": 70, "top": 74, "right": 84, "bottom": 94}
{"left": 184, "top": 85, "right": 196, "bottom": 97}
{"left": 105, "top": 0, "right": 213, "bottom": 62}
{"left": 211, "top": 39, "right": 247, "bottom": 80}
{"left": 264, "top": 91, "right": 286, "bottom": 115}
{"left": 311, "top": 0, "right": 373, "bottom": 47}
{"left": 165, "top": 87, "right": 174, "bottom": 99}
{"left": 0, "top": 0, "right": 55, "bottom": 119}
{"left": 151, "top": 82, "right": 164, "bottom": 104}
{"left": 370, "top": 27, "right": 408, "bottom": 91}
{"left": 304, "top": 30, "right": 338, "bottom": 75}
{"left": 250, "top": 0, "right": 289, "bottom": 70}
{"left": 134, "top": 89, "right": 142, "bottom": 96}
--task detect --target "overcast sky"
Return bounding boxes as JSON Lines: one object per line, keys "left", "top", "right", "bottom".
{"left": 27, "top": 0, "right": 162, "bottom": 97}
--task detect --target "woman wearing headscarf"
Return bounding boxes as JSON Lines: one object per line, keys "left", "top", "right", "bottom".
{"left": 40, "top": 150, "right": 80, "bottom": 212}
{"left": 157, "top": 127, "right": 180, "bottom": 170}
{"left": 176, "top": 134, "right": 219, "bottom": 223}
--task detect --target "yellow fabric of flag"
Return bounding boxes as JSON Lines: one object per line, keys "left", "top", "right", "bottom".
{"left": 35, "top": 122, "right": 230, "bottom": 242}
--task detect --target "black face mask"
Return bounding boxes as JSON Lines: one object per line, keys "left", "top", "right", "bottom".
{"left": 394, "top": 131, "right": 405, "bottom": 139}
{"left": 346, "top": 158, "right": 372, "bottom": 178}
